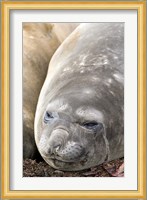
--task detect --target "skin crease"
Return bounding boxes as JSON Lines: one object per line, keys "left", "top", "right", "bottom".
{"left": 23, "top": 23, "right": 79, "bottom": 159}
{"left": 35, "top": 23, "right": 124, "bottom": 171}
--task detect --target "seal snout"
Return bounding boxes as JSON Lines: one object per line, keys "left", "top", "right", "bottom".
{"left": 45, "top": 128, "right": 86, "bottom": 162}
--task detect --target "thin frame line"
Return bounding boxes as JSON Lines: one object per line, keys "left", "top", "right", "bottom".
{"left": 1, "top": 1, "right": 146, "bottom": 199}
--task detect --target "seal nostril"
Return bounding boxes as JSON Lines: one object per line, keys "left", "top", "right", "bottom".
{"left": 55, "top": 145, "right": 60, "bottom": 152}
{"left": 48, "top": 144, "right": 61, "bottom": 156}
{"left": 52, "top": 143, "right": 62, "bottom": 153}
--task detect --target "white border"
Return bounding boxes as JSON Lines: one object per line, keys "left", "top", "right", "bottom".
{"left": 10, "top": 10, "right": 137, "bottom": 190}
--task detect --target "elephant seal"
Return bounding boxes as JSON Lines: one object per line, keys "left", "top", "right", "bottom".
{"left": 23, "top": 23, "right": 79, "bottom": 159}
{"left": 35, "top": 23, "right": 124, "bottom": 171}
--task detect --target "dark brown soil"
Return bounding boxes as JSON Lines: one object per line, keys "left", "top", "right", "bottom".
{"left": 23, "top": 157, "right": 124, "bottom": 177}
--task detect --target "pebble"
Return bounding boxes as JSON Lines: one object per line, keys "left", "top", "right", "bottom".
{"left": 54, "top": 170, "right": 64, "bottom": 176}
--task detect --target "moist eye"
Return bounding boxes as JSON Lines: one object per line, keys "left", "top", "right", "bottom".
{"left": 83, "top": 122, "right": 103, "bottom": 131}
{"left": 44, "top": 112, "right": 54, "bottom": 123}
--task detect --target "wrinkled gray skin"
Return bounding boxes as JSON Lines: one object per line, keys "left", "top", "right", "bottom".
{"left": 23, "top": 23, "right": 79, "bottom": 159}
{"left": 35, "top": 23, "right": 124, "bottom": 171}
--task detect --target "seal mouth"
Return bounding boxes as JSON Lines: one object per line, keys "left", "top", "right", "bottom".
{"left": 43, "top": 154, "right": 87, "bottom": 164}
{"left": 52, "top": 157, "right": 88, "bottom": 167}
{"left": 43, "top": 151, "right": 89, "bottom": 168}
{"left": 56, "top": 155, "right": 88, "bottom": 163}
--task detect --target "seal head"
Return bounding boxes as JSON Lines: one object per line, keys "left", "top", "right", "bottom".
{"left": 37, "top": 94, "right": 109, "bottom": 171}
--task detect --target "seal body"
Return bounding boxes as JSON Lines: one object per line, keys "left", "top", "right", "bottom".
{"left": 23, "top": 23, "right": 79, "bottom": 159}
{"left": 35, "top": 23, "right": 124, "bottom": 171}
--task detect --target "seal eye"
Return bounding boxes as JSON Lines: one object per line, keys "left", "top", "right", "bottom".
{"left": 83, "top": 122, "right": 103, "bottom": 131}
{"left": 44, "top": 112, "right": 54, "bottom": 123}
